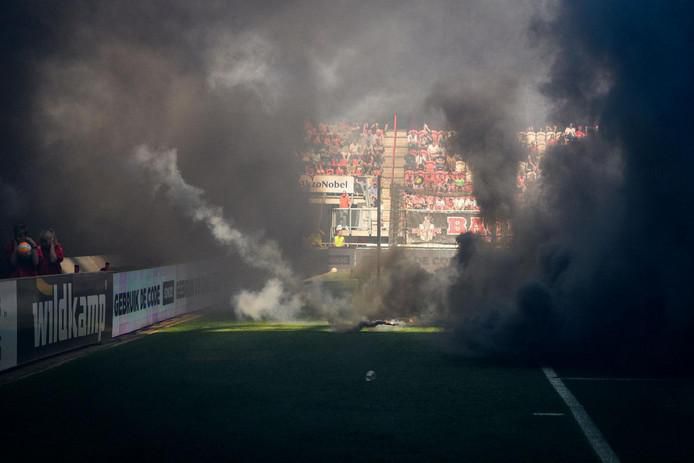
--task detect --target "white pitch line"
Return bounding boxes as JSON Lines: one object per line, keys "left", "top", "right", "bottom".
{"left": 562, "top": 377, "right": 667, "bottom": 382}
{"left": 542, "top": 367, "right": 621, "bottom": 463}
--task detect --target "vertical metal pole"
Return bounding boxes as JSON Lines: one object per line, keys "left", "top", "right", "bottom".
{"left": 376, "top": 175, "right": 382, "bottom": 285}
{"left": 350, "top": 188, "right": 354, "bottom": 234}
{"left": 391, "top": 113, "right": 397, "bottom": 183}
{"left": 390, "top": 113, "right": 398, "bottom": 247}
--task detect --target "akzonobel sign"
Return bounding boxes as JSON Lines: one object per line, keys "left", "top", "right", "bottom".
{"left": 299, "top": 175, "right": 354, "bottom": 194}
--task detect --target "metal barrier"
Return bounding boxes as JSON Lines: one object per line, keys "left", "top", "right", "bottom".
{"left": 0, "top": 260, "right": 224, "bottom": 373}
{"left": 331, "top": 207, "right": 378, "bottom": 239}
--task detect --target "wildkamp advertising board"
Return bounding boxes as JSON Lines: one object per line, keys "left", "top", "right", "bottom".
{"left": 112, "top": 265, "right": 177, "bottom": 337}
{"left": 15, "top": 273, "right": 112, "bottom": 365}
{"left": 0, "top": 279, "right": 18, "bottom": 372}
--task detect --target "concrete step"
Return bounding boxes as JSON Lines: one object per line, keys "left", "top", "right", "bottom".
{"left": 393, "top": 146, "right": 410, "bottom": 153}
{"left": 383, "top": 153, "right": 407, "bottom": 163}
{"left": 383, "top": 142, "right": 410, "bottom": 150}
{"left": 382, "top": 158, "right": 406, "bottom": 168}
{"left": 385, "top": 130, "right": 408, "bottom": 138}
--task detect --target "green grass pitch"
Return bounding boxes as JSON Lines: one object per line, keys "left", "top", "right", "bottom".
{"left": 0, "top": 309, "right": 602, "bottom": 462}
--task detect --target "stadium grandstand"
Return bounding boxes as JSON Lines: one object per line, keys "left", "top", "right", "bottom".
{"left": 300, "top": 115, "right": 596, "bottom": 251}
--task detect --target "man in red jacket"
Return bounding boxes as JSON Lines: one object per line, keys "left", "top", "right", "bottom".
{"left": 37, "top": 229, "right": 64, "bottom": 275}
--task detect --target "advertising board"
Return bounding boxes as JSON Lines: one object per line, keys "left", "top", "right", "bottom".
{"left": 112, "top": 265, "right": 177, "bottom": 337}
{"left": 0, "top": 279, "right": 17, "bottom": 372}
{"left": 175, "top": 261, "right": 220, "bottom": 315}
{"left": 299, "top": 175, "right": 354, "bottom": 194}
{"left": 15, "top": 273, "right": 112, "bottom": 364}
{"left": 405, "top": 211, "right": 489, "bottom": 244}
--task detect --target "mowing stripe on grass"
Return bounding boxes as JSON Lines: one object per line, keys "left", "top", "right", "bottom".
{"left": 542, "top": 367, "right": 620, "bottom": 463}
{"left": 0, "top": 313, "right": 201, "bottom": 387}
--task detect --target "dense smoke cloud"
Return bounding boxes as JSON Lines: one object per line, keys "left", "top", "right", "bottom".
{"left": 442, "top": 1, "right": 694, "bottom": 370}
{"left": 5, "top": 0, "right": 686, "bottom": 368}
{"left": 431, "top": 80, "right": 526, "bottom": 223}
{"left": 1, "top": 0, "right": 548, "bottom": 272}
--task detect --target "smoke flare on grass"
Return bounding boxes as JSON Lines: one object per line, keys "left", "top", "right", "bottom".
{"left": 132, "top": 144, "right": 310, "bottom": 321}
{"left": 234, "top": 278, "right": 303, "bottom": 321}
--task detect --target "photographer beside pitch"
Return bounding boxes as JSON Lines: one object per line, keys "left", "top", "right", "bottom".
{"left": 5, "top": 224, "right": 42, "bottom": 277}
{"left": 5, "top": 225, "right": 65, "bottom": 278}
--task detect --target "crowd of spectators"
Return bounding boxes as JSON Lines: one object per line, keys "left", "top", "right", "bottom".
{"left": 519, "top": 123, "right": 597, "bottom": 152}
{"left": 404, "top": 124, "right": 460, "bottom": 172}
{"left": 401, "top": 193, "right": 480, "bottom": 212}
{"left": 300, "top": 121, "right": 387, "bottom": 176}
{"left": 401, "top": 122, "right": 598, "bottom": 211}
{"left": 299, "top": 120, "right": 596, "bottom": 214}
{"left": 404, "top": 168, "right": 473, "bottom": 195}
{"left": 402, "top": 124, "right": 477, "bottom": 209}
{"left": 517, "top": 123, "right": 597, "bottom": 194}
{"left": 4, "top": 224, "right": 64, "bottom": 278}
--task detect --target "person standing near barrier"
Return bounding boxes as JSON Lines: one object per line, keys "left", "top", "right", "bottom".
{"left": 5, "top": 224, "right": 42, "bottom": 278}
{"left": 338, "top": 190, "right": 350, "bottom": 226}
{"left": 37, "top": 229, "right": 64, "bottom": 275}
{"left": 334, "top": 225, "right": 346, "bottom": 248}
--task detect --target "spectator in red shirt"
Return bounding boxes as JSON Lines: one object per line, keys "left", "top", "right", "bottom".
{"left": 337, "top": 190, "right": 351, "bottom": 226}
{"left": 5, "top": 224, "right": 42, "bottom": 278}
{"left": 37, "top": 229, "right": 64, "bottom": 275}
{"left": 339, "top": 191, "right": 351, "bottom": 209}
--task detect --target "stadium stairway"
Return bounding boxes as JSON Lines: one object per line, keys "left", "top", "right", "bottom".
{"left": 382, "top": 129, "right": 408, "bottom": 242}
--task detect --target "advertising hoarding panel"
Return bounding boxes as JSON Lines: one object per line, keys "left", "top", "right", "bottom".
{"left": 0, "top": 279, "right": 18, "bottom": 372}
{"left": 112, "top": 266, "right": 177, "bottom": 337}
{"left": 299, "top": 175, "right": 354, "bottom": 194}
{"left": 16, "top": 273, "right": 112, "bottom": 364}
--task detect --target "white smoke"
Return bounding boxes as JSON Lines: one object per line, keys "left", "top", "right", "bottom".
{"left": 133, "top": 144, "right": 295, "bottom": 283}
{"left": 207, "top": 33, "right": 284, "bottom": 112}
{"left": 132, "top": 144, "right": 309, "bottom": 319}
{"left": 233, "top": 278, "right": 302, "bottom": 320}
{"left": 131, "top": 144, "right": 425, "bottom": 324}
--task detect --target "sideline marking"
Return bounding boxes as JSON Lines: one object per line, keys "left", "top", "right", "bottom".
{"left": 562, "top": 377, "right": 667, "bottom": 382}
{"left": 542, "top": 367, "right": 620, "bottom": 463}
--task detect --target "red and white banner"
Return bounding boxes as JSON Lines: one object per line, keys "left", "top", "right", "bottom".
{"left": 404, "top": 211, "right": 511, "bottom": 244}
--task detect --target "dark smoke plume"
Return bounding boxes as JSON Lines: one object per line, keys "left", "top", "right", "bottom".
{"left": 442, "top": 1, "right": 694, "bottom": 371}
{"left": 431, "top": 80, "right": 525, "bottom": 223}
